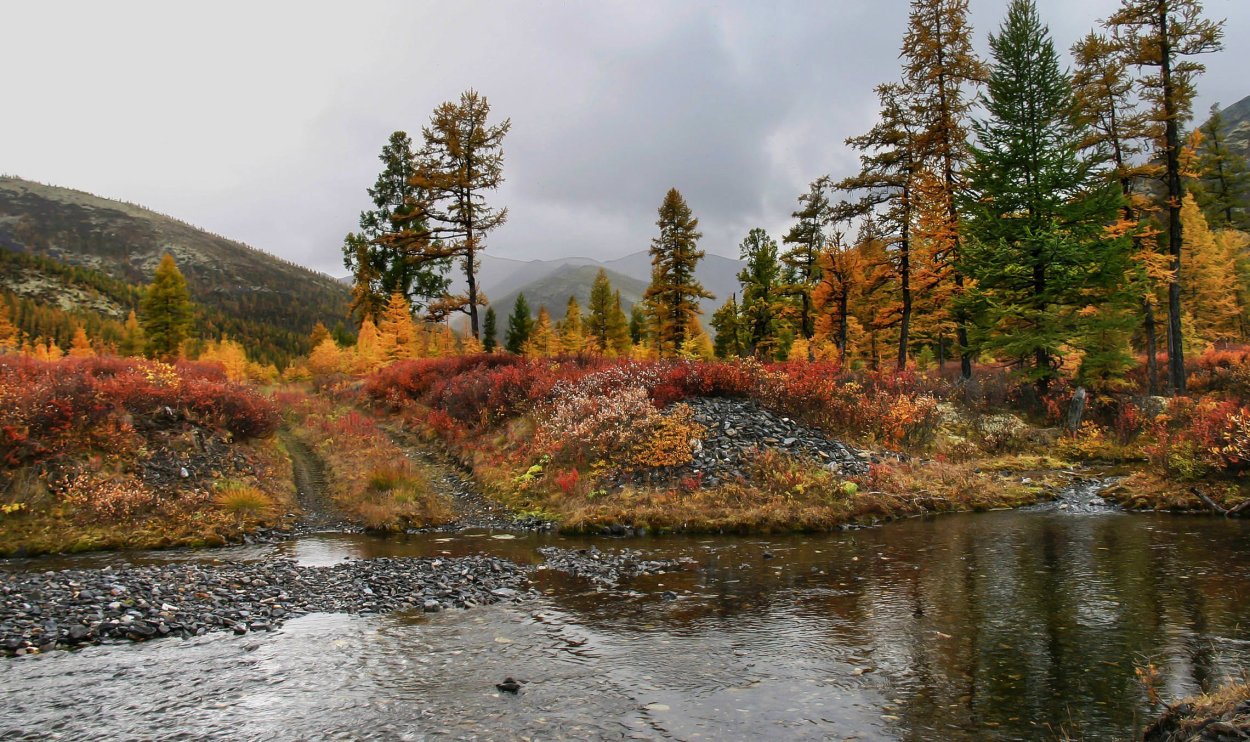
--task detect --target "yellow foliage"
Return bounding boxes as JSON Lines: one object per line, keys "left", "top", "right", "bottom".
{"left": 307, "top": 337, "right": 344, "bottom": 377}
{"left": 68, "top": 327, "right": 95, "bottom": 358}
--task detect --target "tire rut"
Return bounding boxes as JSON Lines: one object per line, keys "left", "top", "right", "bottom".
{"left": 281, "top": 432, "right": 359, "bottom": 533}
{"left": 379, "top": 424, "right": 550, "bottom": 532}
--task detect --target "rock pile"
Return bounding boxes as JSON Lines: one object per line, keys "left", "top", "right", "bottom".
{"left": 537, "top": 546, "right": 697, "bottom": 587}
{"left": 0, "top": 555, "right": 532, "bottom": 656}
{"left": 617, "top": 396, "right": 868, "bottom": 489}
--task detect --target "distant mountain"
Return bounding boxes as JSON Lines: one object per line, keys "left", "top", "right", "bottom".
{"left": 0, "top": 177, "right": 349, "bottom": 364}
{"left": 1218, "top": 94, "right": 1250, "bottom": 156}
{"left": 486, "top": 264, "right": 649, "bottom": 343}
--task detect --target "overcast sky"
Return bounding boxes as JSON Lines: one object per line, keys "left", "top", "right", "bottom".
{"left": 3, "top": 1, "right": 1248, "bottom": 275}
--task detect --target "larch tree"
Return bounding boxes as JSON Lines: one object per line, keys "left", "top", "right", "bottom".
{"left": 411, "top": 90, "right": 510, "bottom": 338}
{"left": 118, "top": 309, "right": 145, "bottom": 357}
{"left": 781, "top": 181, "right": 829, "bottom": 340}
{"left": 679, "top": 316, "right": 715, "bottom": 361}
{"left": 140, "top": 254, "right": 194, "bottom": 361}
{"left": 523, "top": 307, "right": 557, "bottom": 357}
{"left": 737, "top": 228, "right": 787, "bottom": 359}
{"left": 1194, "top": 104, "right": 1250, "bottom": 230}
{"left": 1073, "top": 29, "right": 1166, "bottom": 393}
{"left": 643, "top": 188, "right": 713, "bottom": 357}
{"left": 1181, "top": 193, "right": 1242, "bottom": 342}
{"left": 504, "top": 293, "right": 533, "bottom": 355}
{"left": 68, "top": 326, "right": 94, "bottom": 358}
{"left": 961, "top": 0, "right": 1131, "bottom": 394}
{"left": 558, "top": 296, "right": 585, "bottom": 354}
{"left": 343, "top": 131, "right": 451, "bottom": 323}
{"left": 482, "top": 306, "right": 498, "bottom": 352}
{"left": 1108, "top": 0, "right": 1224, "bottom": 393}
{"left": 607, "top": 293, "right": 632, "bottom": 357}
{"left": 901, "top": 0, "right": 987, "bottom": 379}
{"left": 811, "top": 232, "right": 861, "bottom": 363}
{"left": 378, "top": 293, "right": 419, "bottom": 361}
{"left": 838, "top": 82, "right": 922, "bottom": 370}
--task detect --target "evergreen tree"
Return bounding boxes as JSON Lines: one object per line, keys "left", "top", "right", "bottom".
{"left": 902, "top": 0, "right": 987, "bottom": 379}
{"left": 838, "top": 82, "right": 922, "bottom": 370}
{"left": 482, "top": 306, "right": 498, "bottom": 352}
{"left": 607, "top": 292, "right": 633, "bottom": 356}
{"left": 412, "top": 90, "right": 511, "bottom": 338}
{"left": 140, "top": 254, "right": 194, "bottom": 361}
{"left": 628, "top": 304, "right": 646, "bottom": 345}
{"left": 1072, "top": 29, "right": 1165, "bottom": 393}
{"left": 711, "top": 294, "right": 747, "bottom": 359}
{"left": 585, "top": 269, "right": 615, "bottom": 354}
{"left": 504, "top": 293, "right": 533, "bottom": 354}
{"left": 961, "top": 0, "right": 1131, "bottom": 394}
{"left": 1108, "top": 0, "right": 1224, "bottom": 393}
{"left": 781, "top": 181, "right": 829, "bottom": 340}
{"left": 343, "top": 131, "right": 451, "bottom": 323}
{"left": 1194, "top": 104, "right": 1250, "bottom": 230}
{"left": 737, "top": 228, "right": 787, "bottom": 359}
{"left": 643, "top": 188, "right": 713, "bottom": 357}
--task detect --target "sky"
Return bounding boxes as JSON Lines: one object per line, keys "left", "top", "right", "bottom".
{"left": 3, "top": 1, "right": 1249, "bottom": 276}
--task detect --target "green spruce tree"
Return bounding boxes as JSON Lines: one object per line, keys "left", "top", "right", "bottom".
{"left": 711, "top": 294, "right": 747, "bottom": 359}
{"left": 504, "top": 293, "right": 533, "bottom": 354}
{"left": 140, "top": 254, "right": 195, "bottom": 361}
{"left": 737, "top": 228, "right": 787, "bottom": 359}
{"left": 482, "top": 306, "right": 498, "bottom": 352}
{"left": 961, "top": 0, "right": 1131, "bottom": 394}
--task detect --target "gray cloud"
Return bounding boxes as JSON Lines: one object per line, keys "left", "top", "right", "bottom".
{"left": 2, "top": 0, "right": 1247, "bottom": 275}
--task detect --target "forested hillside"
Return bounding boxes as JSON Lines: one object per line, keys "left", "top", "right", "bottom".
{"left": 0, "top": 177, "right": 349, "bottom": 364}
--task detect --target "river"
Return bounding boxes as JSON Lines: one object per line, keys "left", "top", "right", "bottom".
{"left": 4, "top": 506, "right": 1250, "bottom": 741}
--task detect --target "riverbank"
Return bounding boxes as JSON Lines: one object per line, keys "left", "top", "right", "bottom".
{"left": 1144, "top": 681, "right": 1250, "bottom": 741}
{"left": 0, "top": 546, "right": 691, "bottom": 656}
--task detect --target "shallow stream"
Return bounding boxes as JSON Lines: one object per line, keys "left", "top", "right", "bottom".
{"left": 4, "top": 506, "right": 1250, "bottom": 740}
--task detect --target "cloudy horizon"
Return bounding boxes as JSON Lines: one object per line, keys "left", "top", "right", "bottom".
{"left": 3, "top": 0, "right": 1248, "bottom": 277}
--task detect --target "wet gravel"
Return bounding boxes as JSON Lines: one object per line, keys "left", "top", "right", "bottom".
{"left": 537, "top": 546, "right": 698, "bottom": 587}
{"left": 0, "top": 555, "right": 533, "bottom": 656}
{"left": 614, "top": 396, "right": 869, "bottom": 490}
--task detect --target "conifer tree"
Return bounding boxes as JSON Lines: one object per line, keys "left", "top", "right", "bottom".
{"left": 679, "top": 316, "right": 715, "bottom": 360}
{"left": 378, "top": 293, "right": 419, "bottom": 360}
{"left": 482, "top": 306, "right": 498, "bottom": 352}
{"left": 711, "top": 294, "right": 747, "bottom": 359}
{"left": 0, "top": 302, "right": 19, "bottom": 352}
{"left": 307, "top": 337, "right": 344, "bottom": 377}
{"left": 140, "top": 254, "right": 194, "bottom": 361}
{"left": 644, "top": 188, "right": 713, "bottom": 357}
{"left": 838, "top": 82, "right": 922, "bottom": 369}
{"left": 343, "top": 131, "right": 451, "bottom": 323}
{"left": 586, "top": 269, "right": 616, "bottom": 354}
{"left": 116, "top": 310, "right": 145, "bottom": 357}
{"left": 737, "top": 228, "right": 787, "bottom": 359}
{"left": 68, "top": 327, "right": 94, "bottom": 358}
{"left": 1073, "top": 29, "right": 1166, "bottom": 393}
{"left": 558, "top": 296, "right": 585, "bottom": 354}
{"left": 607, "top": 292, "right": 633, "bottom": 357}
{"left": 961, "top": 0, "right": 1131, "bottom": 394}
{"left": 411, "top": 90, "right": 511, "bottom": 338}
{"left": 811, "top": 233, "right": 862, "bottom": 362}
{"left": 523, "top": 307, "right": 557, "bottom": 357}
{"left": 1182, "top": 193, "right": 1242, "bottom": 342}
{"left": 629, "top": 304, "right": 646, "bottom": 345}
{"left": 351, "top": 316, "right": 385, "bottom": 373}
{"left": 1194, "top": 104, "right": 1250, "bottom": 230}
{"left": 309, "top": 321, "right": 331, "bottom": 349}
{"left": 902, "top": 0, "right": 987, "bottom": 379}
{"left": 781, "top": 181, "right": 829, "bottom": 339}
{"left": 1108, "top": 0, "right": 1224, "bottom": 393}
{"left": 504, "top": 293, "right": 533, "bottom": 354}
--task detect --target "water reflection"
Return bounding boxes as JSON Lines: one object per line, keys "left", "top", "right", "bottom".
{"left": 3, "top": 511, "right": 1250, "bottom": 740}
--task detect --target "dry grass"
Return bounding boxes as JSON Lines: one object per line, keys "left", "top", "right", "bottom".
{"left": 214, "top": 480, "right": 274, "bottom": 517}
{"left": 1105, "top": 471, "right": 1250, "bottom": 513}
{"left": 1143, "top": 679, "right": 1250, "bottom": 741}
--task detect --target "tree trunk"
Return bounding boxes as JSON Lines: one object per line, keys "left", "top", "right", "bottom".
{"left": 1160, "top": 3, "right": 1186, "bottom": 395}
{"left": 1144, "top": 299, "right": 1159, "bottom": 396}
{"left": 897, "top": 195, "right": 912, "bottom": 371}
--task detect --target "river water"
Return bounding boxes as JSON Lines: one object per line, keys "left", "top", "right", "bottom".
{"left": 4, "top": 507, "right": 1250, "bottom": 741}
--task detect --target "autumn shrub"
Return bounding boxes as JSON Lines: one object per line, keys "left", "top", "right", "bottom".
{"left": 1188, "top": 345, "right": 1250, "bottom": 401}
{"left": 1139, "top": 396, "right": 1250, "bottom": 478}
{"left": 0, "top": 356, "right": 278, "bottom": 471}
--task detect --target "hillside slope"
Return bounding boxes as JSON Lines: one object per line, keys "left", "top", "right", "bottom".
{"left": 488, "top": 264, "right": 648, "bottom": 343}
{"left": 0, "top": 177, "right": 349, "bottom": 363}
